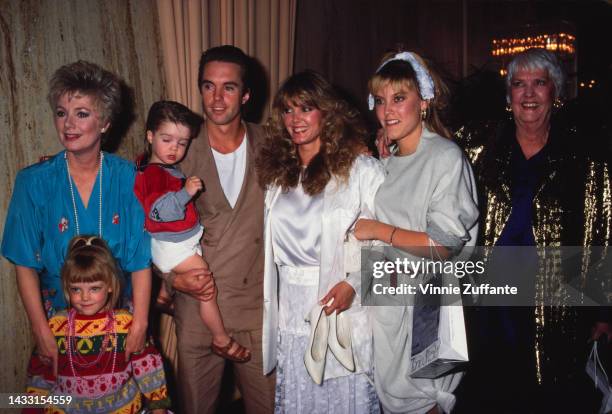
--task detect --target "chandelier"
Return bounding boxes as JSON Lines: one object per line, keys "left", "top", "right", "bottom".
{"left": 492, "top": 33, "right": 575, "bottom": 57}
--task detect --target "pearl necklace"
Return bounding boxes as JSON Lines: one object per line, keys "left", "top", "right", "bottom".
{"left": 65, "top": 151, "right": 103, "bottom": 236}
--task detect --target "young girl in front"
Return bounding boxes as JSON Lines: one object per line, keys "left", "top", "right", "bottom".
{"left": 134, "top": 100, "right": 250, "bottom": 362}
{"left": 25, "top": 236, "right": 171, "bottom": 413}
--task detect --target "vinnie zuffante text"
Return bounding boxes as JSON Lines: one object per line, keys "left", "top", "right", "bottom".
{"left": 370, "top": 257, "right": 518, "bottom": 296}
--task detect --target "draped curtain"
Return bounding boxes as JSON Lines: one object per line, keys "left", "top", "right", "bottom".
{"left": 156, "top": 0, "right": 297, "bottom": 113}
{"left": 154, "top": 0, "right": 297, "bottom": 371}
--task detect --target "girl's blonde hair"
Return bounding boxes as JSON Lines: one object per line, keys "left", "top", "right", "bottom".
{"left": 61, "top": 236, "right": 122, "bottom": 310}
{"left": 369, "top": 50, "right": 451, "bottom": 138}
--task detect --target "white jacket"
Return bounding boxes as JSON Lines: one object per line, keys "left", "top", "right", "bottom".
{"left": 262, "top": 155, "right": 385, "bottom": 378}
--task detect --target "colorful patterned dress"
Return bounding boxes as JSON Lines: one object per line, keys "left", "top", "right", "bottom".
{"left": 25, "top": 309, "right": 170, "bottom": 413}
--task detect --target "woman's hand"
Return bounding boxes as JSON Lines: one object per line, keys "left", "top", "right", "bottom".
{"left": 354, "top": 218, "right": 378, "bottom": 240}
{"left": 125, "top": 319, "right": 147, "bottom": 362}
{"left": 355, "top": 218, "right": 400, "bottom": 245}
{"left": 14, "top": 265, "right": 59, "bottom": 376}
{"left": 375, "top": 128, "right": 392, "bottom": 158}
{"left": 33, "top": 322, "right": 59, "bottom": 377}
{"left": 591, "top": 322, "right": 612, "bottom": 342}
{"left": 320, "top": 281, "right": 355, "bottom": 315}
{"left": 127, "top": 268, "right": 151, "bottom": 361}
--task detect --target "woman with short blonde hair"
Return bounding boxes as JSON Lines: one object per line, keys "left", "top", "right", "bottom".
{"left": 2, "top": 60, "right": 152, "bottom": 374}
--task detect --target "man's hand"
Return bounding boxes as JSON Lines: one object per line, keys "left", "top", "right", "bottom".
{"left": 173, "top": 267, "right": 216, "bottom": 302}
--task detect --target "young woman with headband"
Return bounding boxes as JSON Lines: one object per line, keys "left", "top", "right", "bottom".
{"left": 354, "top": 50, "right": 479, "bottom": 414}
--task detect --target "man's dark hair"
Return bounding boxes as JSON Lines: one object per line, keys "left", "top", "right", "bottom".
{"left": 197, "top": 45, "right": 251, "bottom": 94}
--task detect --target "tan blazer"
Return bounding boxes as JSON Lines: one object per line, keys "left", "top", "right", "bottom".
{"left": 180, "top": 121, "right": 265, "bottom": 332}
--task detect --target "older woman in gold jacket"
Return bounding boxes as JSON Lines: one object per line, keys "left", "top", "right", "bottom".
{"left": 456, "top": 48, "right": 611, "bottom": 412}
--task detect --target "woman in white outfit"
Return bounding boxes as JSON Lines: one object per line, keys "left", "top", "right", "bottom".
{"left": 354, "top": 51, "right": 479, "bottom": 414}
{"left": 257, "top": 70, "right": 385, "bottom": 413}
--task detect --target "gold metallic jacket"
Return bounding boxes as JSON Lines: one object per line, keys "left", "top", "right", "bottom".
{"left": 457, "top": 119, "right": 612, "bottom": 384}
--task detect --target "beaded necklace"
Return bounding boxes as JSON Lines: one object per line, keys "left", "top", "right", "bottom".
{"left": 65, "top": 151, "right": 103, "bottom": 236}
{"left": 66, "top": 308, "right": 118, "bottom": 397}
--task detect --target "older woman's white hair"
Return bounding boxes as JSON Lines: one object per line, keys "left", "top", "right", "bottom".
{"left": 505, "top": 48, "right": 566, "bottom": 103}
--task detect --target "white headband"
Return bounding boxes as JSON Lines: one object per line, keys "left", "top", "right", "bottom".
{"left": 367, "top": 51, "right": 435, "bottom": 110}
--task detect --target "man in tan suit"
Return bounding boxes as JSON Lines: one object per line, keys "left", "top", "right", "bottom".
{"left": 168, "top": 45, "right": 275, "bottom": 414}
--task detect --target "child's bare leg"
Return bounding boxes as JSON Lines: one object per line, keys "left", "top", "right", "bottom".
{"left": 173, "top": 255, "right": 251, "bottom": 362}
{"left": 154, "top": 280, "right": 174, "bottom": 315}
{"left": 157, "top": 283, "right": 172, "bottom": 303}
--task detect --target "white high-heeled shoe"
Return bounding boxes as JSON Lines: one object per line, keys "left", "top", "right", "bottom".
{"left": 304, "top": 304, "right": 329, "bottom": 385}
{"left": 328, "top": 310, "right": 355, "bottom": 372}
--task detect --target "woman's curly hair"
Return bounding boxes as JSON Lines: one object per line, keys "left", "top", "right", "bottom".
{"left": 257, "top": 70, "right": 367, "bottom": 195}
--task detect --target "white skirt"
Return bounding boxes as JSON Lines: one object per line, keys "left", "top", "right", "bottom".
{"left": 275, "top": 265, "right": 379, "bottom": 414}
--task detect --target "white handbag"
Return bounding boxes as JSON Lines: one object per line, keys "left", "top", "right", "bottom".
{"left": 409, "top": 297, "right": 469, "bottom": 378}
{"left": 409, "top": 240, "right": 469, "bottom": 378}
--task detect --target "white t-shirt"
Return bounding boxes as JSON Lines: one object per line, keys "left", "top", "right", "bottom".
{"left": 211, "top": 133, "right": 247, "bottom": 208}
